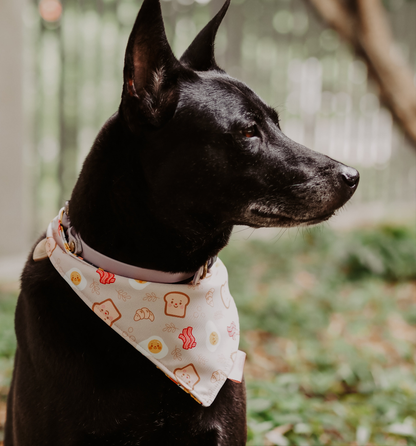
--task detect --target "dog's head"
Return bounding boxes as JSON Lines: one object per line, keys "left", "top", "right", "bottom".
{"left": 70, "top": 0, "right": 359, "bottom": 270}
{"left": 119, "top": 0, "right": 359, "bottom": 232}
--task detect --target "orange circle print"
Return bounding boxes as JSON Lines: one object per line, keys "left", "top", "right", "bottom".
{"left": 148, "top": 339, "right": 163, "bottom": 354}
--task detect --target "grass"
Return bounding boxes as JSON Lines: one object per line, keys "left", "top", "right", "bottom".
{"left": 221, "top": 224, "right": 416, "bottom": 445}
{"left": 0, "top": 286, "right": 17, "bottom": 439}
{"left": 1, "top": 224, "right": 416, "bottom": 444}
{"left": 0, "top": 287, "right": 17, "bottom": 389}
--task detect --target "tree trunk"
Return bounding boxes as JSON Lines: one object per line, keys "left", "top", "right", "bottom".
{"left": 305, "top": 0, "right": 416, "bottom": 148}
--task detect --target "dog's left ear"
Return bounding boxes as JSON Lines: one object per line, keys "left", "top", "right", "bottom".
{"left": 121, "top": 0, "right": 190, "bottom": 131}
{"left": 180, "top": 0, "right": 231, "bottom": 72}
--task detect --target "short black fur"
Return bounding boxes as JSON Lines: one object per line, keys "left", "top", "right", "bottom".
{"left": 5, "top": 0, "right": 359, "bottom": 444}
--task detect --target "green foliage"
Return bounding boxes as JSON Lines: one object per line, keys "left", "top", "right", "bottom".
{"left": 339, "top": 226, "right": 416, "bottom": 281}
{"left": 0, "top": 290, "right": 17, "bottom": 394}
{"left": 221, "top": 224, "right": 416, "bottom": 445}
{"left": 0, "top": 291, "right": 17, "bottom": 359}
{"left": 383, "top": 0, "right": 416, "bottom": 11}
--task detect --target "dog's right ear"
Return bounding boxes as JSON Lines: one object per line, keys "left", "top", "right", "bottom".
{"left": 121, "top": 0, "right": 190, "bottom": 131}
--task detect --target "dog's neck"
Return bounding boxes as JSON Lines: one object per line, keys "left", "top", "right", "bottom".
{"left": 69, "top": 113, "right": 233, "bottom": 274}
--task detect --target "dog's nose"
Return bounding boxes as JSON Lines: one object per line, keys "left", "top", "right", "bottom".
{"left": 341, "top": 166, "right": 360, "bottom": 188}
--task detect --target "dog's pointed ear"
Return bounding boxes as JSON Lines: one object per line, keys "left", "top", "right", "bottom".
{"left": 180, "top": 0, "right": 231, "bottom": 72}
{"left": 121, "top": 0, "right": 187, "bottom": 130}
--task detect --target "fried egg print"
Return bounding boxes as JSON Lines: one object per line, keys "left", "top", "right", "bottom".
{"left": 206, "top": 320, "right": 221, "bottom": 352}
{"left": 138, "top": 336, "right": 168, "bottom": 359}
{"left": 129, "top": 279, "right": 151, "bottom": 290}
{"left": 65, "top": 268, "right": 87, "bottom": 291}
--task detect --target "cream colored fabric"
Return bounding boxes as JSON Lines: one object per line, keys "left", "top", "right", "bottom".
{"left": 46, "top": 209, "right": 245, "bottom": 407}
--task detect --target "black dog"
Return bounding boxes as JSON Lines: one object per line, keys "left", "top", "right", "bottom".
{"left": 5, "top": 0, "right": 359, "bottom": 444}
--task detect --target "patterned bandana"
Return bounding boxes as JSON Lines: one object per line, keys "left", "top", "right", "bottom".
{"left": 42, "top": 209, "right": 245, "bottom": 407}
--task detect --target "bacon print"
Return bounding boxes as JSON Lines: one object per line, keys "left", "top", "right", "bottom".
{"left": 96, "top": 269, "right": 116, "bottom": 285}
{"left": 178, "top": 327, "right": 197, "bottom": 350}
{"left": 227, "top": 321, "right": 239, "bottom": 340}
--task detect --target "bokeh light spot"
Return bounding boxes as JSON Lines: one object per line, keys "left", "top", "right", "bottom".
{"left": 39, "top": 0, "right": 62, "bottom": 23}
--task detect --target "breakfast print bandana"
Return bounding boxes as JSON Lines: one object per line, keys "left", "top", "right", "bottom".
{"left": 44, "top": 209, "right": 245, "bottom": 407}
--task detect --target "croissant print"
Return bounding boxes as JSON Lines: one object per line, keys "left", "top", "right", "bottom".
{"left": 134, "top": 307, "right": 155, "bottom": 322}
{"left": 205, "top": 288, "right": 214, "bottom": 307}
{"left": 210, "top": 370, "right": 227, "bottom": 383}
{"left": 96, "top": 269, "right": 116, "bottom": 284}
{"left": 178, "top": 327, "right": 197, "bottom": 350}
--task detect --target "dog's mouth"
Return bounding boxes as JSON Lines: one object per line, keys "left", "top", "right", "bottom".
{"left": 241, "top": 204, "right": 335, "bottom": 228}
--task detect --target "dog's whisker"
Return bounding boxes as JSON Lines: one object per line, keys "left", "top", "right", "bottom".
{"left": 273, "top": 228, "right": 288, "bottom": 244}
{"left": 244, "top": 228, "right": 257, "bottom": 240}
{"left": 232, "top": 226, "right": 252, "bottom": 234}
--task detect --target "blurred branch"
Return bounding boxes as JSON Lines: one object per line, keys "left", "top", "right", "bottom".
{"left": 306, "top": 0, "right": 416, "bottom": 147}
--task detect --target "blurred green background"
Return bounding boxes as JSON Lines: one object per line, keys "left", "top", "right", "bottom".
{"left": 1, "top": 0, "right": 416, "bottom": 444}
{"left": 19, "top": 0, "right": 416, "bottom": 234}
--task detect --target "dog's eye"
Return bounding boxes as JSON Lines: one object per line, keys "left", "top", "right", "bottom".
{"left": 241, "top": 126, "right": 257, "bottom": 138}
